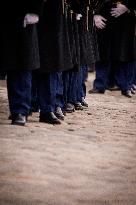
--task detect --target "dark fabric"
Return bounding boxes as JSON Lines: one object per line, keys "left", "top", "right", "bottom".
{"left": 94, "top": 0, "right": 136, "bottom": 14}
{"left": 78, "top": 19, "right": 99, "bottom": 67}
{"left": 93, "top": 62, "right": 111, "bottom": 91}
{"left": 133, "top": 62, "right": 136, "bottom": 85}
{"left": 63, "top": 70, "right": 79, "bottom": 104}
{"left": 1, "top": 0, "right": 43, "bottom": 22}
{"left": 31, "top": 71, "right": 39, "bottom": 111}
{"left": 69, "top": 0, "right": 98, "bottom": 68}
{"left": 108, "top": 67, "right": 116, "bottom": 88}
{"left": 77, "top": 0, "right": 99, "bottom": 66}
{"left": 95, "top": 0, "right": 136, "bottom": 63}
{"left": 0, "top": 72, "right": 6, "bottom": 80}
{"left": 80, "top": 65, "right": 88, "bottom": 98}
{"left": 38, "top": 0, "right": 77, "bottom": 73}
{"left": 62, "top": 71, "right": 70, "bottom": 105}
{"left": 114, "top": 61, "right": 135, "bottom": 91}
{"left": 55, "top": 72, "right": 64, "bottom": 109}
{"left": 94, "top": 61, "right": 135, "bottom": 91}
{"left": 7, "top": 70, "right": 32, "bottom": 116}
{"left": 0, "top": 0, "right": 43, "bottom": 72}
{"left": 76, "top": 67, "right": 85, "bottom": 102}
{"left": 37, "top": 72, "right": 64, "bottom": 113}
{"left": 65, "top": 5, "right": 80, "bottom": 72}
{"left": 126, "top": 0, "right": 136, "bottom": 10}
{"left": 68, "top": 11, "right": 80, "bottom": 72}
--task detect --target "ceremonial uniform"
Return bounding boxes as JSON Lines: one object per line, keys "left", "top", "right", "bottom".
{"left": 90, "top": 0, "right": 136, "bottom": 97}
{"left": 37, "top": 0, "right": 81, "bottom": 124}
{"left": 63, "top": 0, "right": 98, "bottom": 111}
{"left": 0, "top": 0, "right": 43, "bottom": 125}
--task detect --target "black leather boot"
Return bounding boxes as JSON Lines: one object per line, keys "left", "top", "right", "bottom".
{"left": 74, "top": 102, "right": 84, "bottom": 110}
{"left": 64, "top": 103, "right": 75, "bottom": 113}
{"left": 39, "top": 112, "right": 61, "bottom": 124}
{"left": 121, "top": 90, "right": 132, "bottom": 98}
{"left": 11, "top": 113, "right": 26, "bottom": 126}
{"left": 55, "top": 107, "right": 65, "bottom": 120}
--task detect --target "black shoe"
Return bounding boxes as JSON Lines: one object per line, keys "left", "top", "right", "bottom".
{"left": 31, "top": 105, "right": 40, "bottom": 113}
{"left": 108, "top": 85, "right": 120, "bottom": 91}
{"left": 55, "top": 107, "right": 65, "bottom": 120}
{"left": 81, "top": 98, "right": 88, "bottom": 107}
{"left": 131, "top": 88, "right": 135, "bottom": 94}
{"left": 8, "top": 115, "right": 12, "bottom": 120}
{"left": 11, "top": 113, "right": 26, "bottom": 126}
{"left": 88, "top": 88, "right": 105, "bottom": 94}
{"left": 39, "top": 112, "right": 61, "bottom": 124}
{"left": 132, "top": 84, "right": 136, "bottom": 90}
{"left": 62, "top": 110, "right": 67, "bottom": 116}
{"left": 74, "top": 102, "right": 84, "bottom": 110}
{"left": 121, "top": 90, "right": 132, "bottom": 98}
{"left": 65, "top": 103, "right": 75, "bottom": 113}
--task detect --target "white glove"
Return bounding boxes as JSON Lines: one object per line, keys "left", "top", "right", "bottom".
{"left": 76, "top": 14, "right": 82, "bottom": 20}
{"left": 23, "top": 13, "right": 39, "bottom": 28}
{"left": 93, "top": 15, "right": 107, "bottom": 29}
{"left": 111, "top": 3, "right": 129, "bottom": 18}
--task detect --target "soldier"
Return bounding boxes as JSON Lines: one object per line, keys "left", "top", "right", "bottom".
{"left": 62, "top": 0, "right": 82, "bottom": 113}
{"left": 36, "top": 0, "right": 79, "bottom": 124}
{"left": 0, "top": 0, "right": 43, "bottom": 125}
{"left": 89, "top": 0, "right": 136, "bottom": 97}
{"left": 76, "top": 0, "right": 99, "bottom": 106}
{"left": 63, "top": 0, "right": 98, "bottom": 112}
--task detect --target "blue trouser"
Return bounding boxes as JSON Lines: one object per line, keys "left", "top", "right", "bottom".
{"left": 93, "top": 62, "right": 111, "bottom": 92}
{"left": 31, "top": 70, "right": 39, "bottom": 111}
{"left": 81, "top": 65, "right": 88, "bottom": 98}
{"left": 114, "top": 61, "right": 135, "bottom": 92}
{"left": 37, "top": 72, "right": 63, "bottom": 113}
{"left": 63, "top": 67, "right": 88, "bottom": 105}
{"left": 55, "top": 72, "right": 64, "bottom": 109}
{"left": 94, "top": 61, "right": 135, "bottom": 92}
{"left": 133, "top": 61, "right": 136, "bottom": 85}
{"left": 63, "top": 70, "right": 78, "bottom": 105}
{"left": 7, "top": 70, "right": 32, "bottom": 116}
{"left": 77, "top": 65, "right": 88, "bottom": 101}
{"left": 108, "top": 67, "right": 116, "bottom": 88}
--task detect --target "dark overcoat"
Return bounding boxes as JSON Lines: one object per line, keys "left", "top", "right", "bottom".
{"left": 76, "top": 0, "right": 99, "bottom": 67}
{"left": 95, "top": 0, "right": 136, "bottom": 63}
{"left": 0, "top": 0, "right": 43, "bottom": 72}
{"left": 38, "top": 0, "right": 78, "bottom": 73}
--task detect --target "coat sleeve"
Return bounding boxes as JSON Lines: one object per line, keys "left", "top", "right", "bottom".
{"left": 126, "top": 0, "right": 136, "bottom": 10}
{"left": 68, "top": 0, "right": 82, "bottom": 13}
{"left": 24, "top": 0, "right": 44, "bottom": 16}
{"left": 68, "top": 0, "right": 89, "bottom": 14}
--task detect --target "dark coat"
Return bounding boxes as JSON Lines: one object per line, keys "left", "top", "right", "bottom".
{"left": 77, "top": 1, "right": 99, "bottom": 67}
{"left": 0, "top": 0, "right": 43, "bottom": 72}
{"left": 95, "top": 0, "right": 136, "bottom": 63}
{"left": 67, "top": 4, "right": 81, "bottom": 72}
{"left": 38, "top": 0, "right": 80, "bottom": 73}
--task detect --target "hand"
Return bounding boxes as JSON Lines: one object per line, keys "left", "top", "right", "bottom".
{"left": 23, "top": 13, "right": 39, "bottom": 28}
{"left": 76, "top": 14, "right": 82, "bottom": 20}
{"left": 93, "top": 15, "right": 107, "bottom": 29}
{"left": 111, "top": 3, "right": 129, "bottom": 18}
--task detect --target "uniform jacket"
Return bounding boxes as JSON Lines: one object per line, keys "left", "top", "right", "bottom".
{"left": 76, "top": 0, "right": 99, "bottom": 66}
{"left": 0, "top": 0, "right": 43, "bottom": 71}
{"left": 38, "top": 0, "right": 77, "bottom": 73}
{"left": 95, "top": 0, "right": 136, "bottom": 62}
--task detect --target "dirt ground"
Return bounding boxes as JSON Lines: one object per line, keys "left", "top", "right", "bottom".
{"left": 0, "top": 73, "right": 136, "bottom": 205}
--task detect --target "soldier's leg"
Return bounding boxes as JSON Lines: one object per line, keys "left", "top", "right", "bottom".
{"left": 7, "top": 70, "right": 32, "bottom": 126}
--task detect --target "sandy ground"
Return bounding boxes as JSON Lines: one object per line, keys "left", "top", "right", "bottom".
{"left": 0, "top": 73, "right": 136, "bottom": 205}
